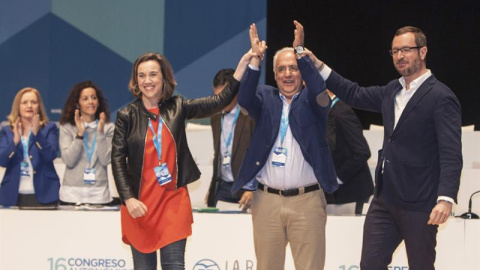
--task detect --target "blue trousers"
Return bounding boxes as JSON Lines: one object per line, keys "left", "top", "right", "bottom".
{"left": 131, "top": 238, "right": 186, "bottom": 270}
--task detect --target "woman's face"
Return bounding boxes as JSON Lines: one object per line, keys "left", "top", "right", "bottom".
{"left": 19, "top": 91, "right": 39, "bottom": 120}
{"left": 137, "top": 60, "right": 164, "bottom": 103}
{"left": 78, "top": 87, "right": 98, "bottom": 120}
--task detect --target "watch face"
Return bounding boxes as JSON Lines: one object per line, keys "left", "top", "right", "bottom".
{"left": 295, "top": 46, "right": 304, "bottom": 54}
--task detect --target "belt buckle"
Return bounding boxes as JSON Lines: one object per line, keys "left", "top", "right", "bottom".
{"left": 280, "top": 189, "right": 296, "bottom": 197}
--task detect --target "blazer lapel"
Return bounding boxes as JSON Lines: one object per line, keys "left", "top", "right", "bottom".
{"left": 384, "top": 84, "right": 402, "bottom": 136}
{"left": 392, "top": 75, "right": 436, "bottom": 134}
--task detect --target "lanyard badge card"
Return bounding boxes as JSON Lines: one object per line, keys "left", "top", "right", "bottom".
{"left": 149, "top": 118, "right": 172, "bottom": 186}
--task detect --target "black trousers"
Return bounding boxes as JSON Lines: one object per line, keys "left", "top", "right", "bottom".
{"left": 213, "top": 180, "right": 239, "bottom": 205}
{"left": 360, "top": 197, "right": 438, "bottom": 270}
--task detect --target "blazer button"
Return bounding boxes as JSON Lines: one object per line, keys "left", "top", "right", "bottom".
{"left": 29, "top": 155, "right": 33, "bottom": 159}
{"left": 33, "top": 170, "right": 36, "bottom": 174}
{"left": 256, "top": 161, "right": 260, "bottom": 166}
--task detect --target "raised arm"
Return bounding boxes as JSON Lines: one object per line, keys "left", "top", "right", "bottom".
{"left": 183, "top": 49, "right": 258, "bottom": 120}
{"left": 248, "top": 23, "right": 267, "bottom": 68}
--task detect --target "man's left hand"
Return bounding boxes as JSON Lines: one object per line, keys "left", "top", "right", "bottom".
{"left": 427, "top": 201, "right": 452, "bottom": 225}
{"left": 238, "top": 191, "right": 254, "bottom": 211}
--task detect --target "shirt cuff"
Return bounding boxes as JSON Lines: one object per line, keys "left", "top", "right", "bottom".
{"left": 242, "top": 179, "right": 257, "bottom": 191}
{"left": 337, "top": 177, "right": 344, "bottom": 185}
{"left": 437, "top": 196, "right": 455, "bottom": 204}
{"left": 248, "top": 64, "right": 260, "bottom": 71}
{"left": 319, "top": 64, "right": 332, "bottom": 80}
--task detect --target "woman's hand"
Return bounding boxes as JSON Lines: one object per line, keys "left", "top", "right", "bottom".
{"left": 74, "top": 109, "right": 85, "bottom": 137}
{"left": 125, "top": 198, "right": 148, "bottom": 218}
{"left": 31, "top": 114, "right": 40, "bottom": 135}
{"left": 248, "top": 23, "right": 267, "bottom": 67}
{"left": 13, "top": 117, "right": 22, "bottom": 145}
{"left": 98, "top": 112, "right": 106, "bottom": 133}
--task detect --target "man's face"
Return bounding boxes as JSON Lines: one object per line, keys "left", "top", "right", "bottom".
{"left": 274, "top": 50, "right": 303, "bottom": 100}
{"left": 391, "top": 32, "right": 427, "bottom": 79}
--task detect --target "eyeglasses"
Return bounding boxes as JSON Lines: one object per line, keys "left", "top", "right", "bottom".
{"left": 276, "top": 65, "right": 299, "bottom": 75}
{"left": 389, "top": 46, "right": 423, "bottom": 56}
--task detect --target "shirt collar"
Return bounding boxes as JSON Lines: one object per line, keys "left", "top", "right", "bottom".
{"left": 223, "top": 104, "right": 239, "bottom": 115}
{"left": 279, "top": 92, "right": 300, "bottom": 104}
{"left": 399, "top": 69, "right": 432, "bottom": 90}
{"left": 83, "top": 120, "right": 97, "bottom": 129}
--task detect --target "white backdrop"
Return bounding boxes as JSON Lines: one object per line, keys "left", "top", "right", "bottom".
{"left": 0, "top": 210, "right": 478, "bottom": 270}
{"left": 0, "top": 125, "right": 479, "bottom": 270}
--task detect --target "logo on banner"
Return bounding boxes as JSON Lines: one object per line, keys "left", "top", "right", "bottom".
{"left": 192, "top": 258, "right": 254, "bottom": 270}
{"left": 193, "top": 259, "right": 220, "bottom": 270}
{"left": 48, "top": 257, "right": 130, "bottom": 270}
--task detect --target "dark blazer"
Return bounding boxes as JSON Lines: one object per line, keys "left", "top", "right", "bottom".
{"left": 232, "top": 56, "right": 338, "bottom": 194}
{"left": 0, "top": 122, "right": 60, "bottom": 206}
{"left": 326, "top": 100, "right": 374, "bottom": 204}
{"left": 207, "top": 110, "right": 255, "bottom": 206}
{"left": 326, "top": 71, "right": 462, "bottom": 212}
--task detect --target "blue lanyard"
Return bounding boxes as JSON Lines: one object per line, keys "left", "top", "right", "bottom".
{"left": 20, "top": 131, "right": 32, "bottom": 161}
{"left": 148, "top": 117, "right": 163, "bottom": 163}
{"left": 221, "top": 108, "right": 241, "bottom": 154}
{"left": 279, "top": 96, "right": 298, "bottom": 146}
{"left": 83, "top": 120, "right": 98, "bottom": 167}
{"left": 330, "top": 97, "right": 339, "bottom": 108}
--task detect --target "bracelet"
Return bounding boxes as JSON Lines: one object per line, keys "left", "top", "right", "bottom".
{"left": 75, "top": 134, "right": 84, "bottom": 140}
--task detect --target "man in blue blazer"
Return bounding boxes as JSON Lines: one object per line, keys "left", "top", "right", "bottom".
{"left": 310, "top": 26, "right": 462, "bottom": 269}
{"left": 232, "top": 22, "right": 337, "bottom": 270}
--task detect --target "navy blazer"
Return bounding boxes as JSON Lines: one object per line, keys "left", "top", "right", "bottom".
{"left": 326, "top": 70, "right": 462, "bottom": 212}
{"left": 326, "top": 100, "right": 374, "bottom": 204}
{"left": 232, "top": 56, "right": 338, "bottom": 194}
{"left": 0, "top": 122, "right": 60, "bottom": 206}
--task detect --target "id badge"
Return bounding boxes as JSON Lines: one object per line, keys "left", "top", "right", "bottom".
{"left": 154, "top": 163, "right": 172, "bottom": 186}
{"left": 271, "top": 147, "right": 287, "bottom": 167}
{"left": 84, "top": 167, "right": 96, "bottom": 185}
{"left": 222, "top": 153, "right": 231, "bottom": 167}
{"left": 20, "top": 161, "right": 30, "bottom": 177}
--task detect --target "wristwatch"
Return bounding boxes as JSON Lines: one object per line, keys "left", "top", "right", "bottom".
{"left": 294, "top": 45, "right": 304, "bottom": 55}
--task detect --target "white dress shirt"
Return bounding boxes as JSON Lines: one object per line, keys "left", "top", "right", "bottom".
{"left": 256, "top": 93, "right": 318, "bottom": 190}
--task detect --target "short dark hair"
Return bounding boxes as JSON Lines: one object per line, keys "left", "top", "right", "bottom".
{"left": 60, "top": 80, "right": 110, "bottom": 125}
{"left": 128, "top": 52, "right": 176, "bottom": 101}
{"left": 213, "top": 68, "right": 235, "bottom": 88}
{"left": 395, "top": 26, "right": 427, "bottom": 47}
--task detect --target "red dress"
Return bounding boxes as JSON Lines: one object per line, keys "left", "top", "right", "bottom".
{"left": 120, "top": 108, "right": 193, "bottom": 253}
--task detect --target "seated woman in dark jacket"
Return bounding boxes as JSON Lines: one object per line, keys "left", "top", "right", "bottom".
{"left": 111, "top": 50, "right": 256, "bottom": 269}
{"left": 0, "top": 87, "right": 60, "bottom": 208}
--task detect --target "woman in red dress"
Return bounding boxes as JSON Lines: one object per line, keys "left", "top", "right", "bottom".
{"left": 111, "top": 50, "right": 256, "bottom": 269}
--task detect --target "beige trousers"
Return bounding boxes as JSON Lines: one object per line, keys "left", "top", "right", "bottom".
{"left": 250, "top": 188, "right": 327, "bottom": 270}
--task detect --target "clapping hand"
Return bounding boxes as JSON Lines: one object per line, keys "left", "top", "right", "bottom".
{"left": 13, "top": 117, "right": 22, "bottom": 145}
{"left": 98, "top": 112, "right": 106, "bottom": 133}
{"left": 74, "top": 109, "right": 85, "bottom": 137}
{"left": 31, "top": 114, "right": 40, "bottom": 135}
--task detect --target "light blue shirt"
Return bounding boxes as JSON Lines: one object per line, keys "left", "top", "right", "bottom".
{"left": 219, "top": 105, "right": 239, "bottom": 182}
